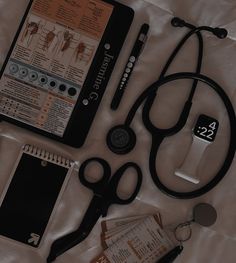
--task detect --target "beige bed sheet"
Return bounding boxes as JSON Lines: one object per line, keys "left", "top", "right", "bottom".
{"left": 0, "top": 0, "right": 236, "bottom": 262}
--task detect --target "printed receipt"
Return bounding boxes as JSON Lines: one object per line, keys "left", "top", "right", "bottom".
{"left": 0, "top": 0, "right": 114, "bottom": 136}
{"left": 92, "top": 215, "right": 175, "bottom": 263}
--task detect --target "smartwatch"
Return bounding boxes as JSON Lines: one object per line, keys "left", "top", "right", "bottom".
{"left": 175, "top": 114, "right": 219, "bottom": 184}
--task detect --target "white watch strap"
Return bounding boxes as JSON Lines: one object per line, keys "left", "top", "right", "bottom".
{"left": 175, "top": 136, "right": 210, "bottom": 184}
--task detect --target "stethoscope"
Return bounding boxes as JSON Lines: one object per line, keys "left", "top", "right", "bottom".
{"left": 106, "top": 17, "right": 236, "bottom": 199}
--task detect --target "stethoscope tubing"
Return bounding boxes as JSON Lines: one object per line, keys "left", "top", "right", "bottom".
{"left": 124, "top": 26, "right": 212, "bottom": 126}
{"left": 116, "top": 22, "right": 233, "bottom": 199}
{"left": 147, "top": 72, "right": 236, "bottom": 199}
{"left": 125, "top": 26, "right": 224, "bottom": 127}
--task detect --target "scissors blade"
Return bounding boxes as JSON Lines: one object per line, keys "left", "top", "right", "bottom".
{"left": 47, "top": 230, "right": 87, "bottom": 262}
{"left": 47, "top": 195, "right": 105, "bottom": 262}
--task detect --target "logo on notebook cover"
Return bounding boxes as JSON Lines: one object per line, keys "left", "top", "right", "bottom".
{"left": 28, "top": 233, "right": 40, "bottom": 246}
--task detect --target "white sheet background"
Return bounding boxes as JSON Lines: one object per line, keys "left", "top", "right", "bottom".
{"left": 0, "top": 0, "right": 236, "bottom": 262}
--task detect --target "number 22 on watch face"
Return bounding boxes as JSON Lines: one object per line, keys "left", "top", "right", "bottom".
{"left": 193, "top": 114, "right": 219, "bottom": 142}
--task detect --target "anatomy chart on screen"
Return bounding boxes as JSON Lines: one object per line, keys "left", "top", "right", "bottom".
{"left": 0, "top": 0, "right": 113, "bottom": 136}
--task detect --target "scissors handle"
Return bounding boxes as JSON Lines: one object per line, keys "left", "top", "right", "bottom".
{"left": 108, "top": 162, "right": 142, "bottom": 205}
{"left": 79, "top": 157, "right": 111, "bottom": 194}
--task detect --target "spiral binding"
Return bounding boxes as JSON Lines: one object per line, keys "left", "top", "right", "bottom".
{"left": 23, "top": 144, "right": 73, "bottom": 168}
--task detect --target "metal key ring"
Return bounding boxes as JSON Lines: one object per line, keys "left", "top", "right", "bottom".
{"left": 174, "top": 220, "right": 193, "bottom": 242}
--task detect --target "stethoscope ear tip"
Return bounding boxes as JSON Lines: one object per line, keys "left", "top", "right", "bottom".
{"left": 106, "top": 125, "right": 136, "bottom": 155}
{"left": 213, "top": 28, "right": 228, "bottom": 39}
{"left": 171, "top": 17, "right": 185, "bottom": 28}
{"left": 171, "top": 17, "right": 228, "bottom": 39}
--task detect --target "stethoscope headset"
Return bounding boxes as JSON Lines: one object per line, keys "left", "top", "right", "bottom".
{"left": 106, "top": 17, "right": 236, "bottom": 199}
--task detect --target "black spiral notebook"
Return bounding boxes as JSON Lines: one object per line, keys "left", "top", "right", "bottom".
{"left": 0, "top": 144, "right": 74, "bottom": 248}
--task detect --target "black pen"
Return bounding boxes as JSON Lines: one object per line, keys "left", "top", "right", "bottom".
{"left": 157, "top": 245, "right": 183, "bottom": 263}
{"left": 110, "top": 23, "right": 149, "bottom": 110}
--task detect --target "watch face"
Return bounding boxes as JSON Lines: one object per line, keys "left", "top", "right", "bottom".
{"left": 193, "top": 114, "right": 219, "bottom": 142}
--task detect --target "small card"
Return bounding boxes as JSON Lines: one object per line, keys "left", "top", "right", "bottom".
{"left": 101, "top": 214, "right": 151, "bottom": 232}
{"left": 92, "top": 214, "right": 175, "bottom": 263}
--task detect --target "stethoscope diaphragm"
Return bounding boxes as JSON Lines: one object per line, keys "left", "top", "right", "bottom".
{"left": 106, "top": 125, "right": 136, "bottom": 154}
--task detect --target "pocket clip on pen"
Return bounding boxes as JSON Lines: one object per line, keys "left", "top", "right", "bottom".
{"left": 110, "top": 23, "right": 150, "bottom": 110}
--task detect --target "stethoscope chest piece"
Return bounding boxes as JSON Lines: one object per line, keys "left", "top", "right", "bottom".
{"left": 106, "top": 125, "right": 136, "bottom": 154}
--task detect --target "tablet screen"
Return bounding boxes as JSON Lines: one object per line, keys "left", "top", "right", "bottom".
{"left": 0, "top": 0, "right": 114, "bottom": 137}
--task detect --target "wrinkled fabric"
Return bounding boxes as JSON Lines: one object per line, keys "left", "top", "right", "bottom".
{"left": 0, "top": 0, "right": 236, "bottom": 262}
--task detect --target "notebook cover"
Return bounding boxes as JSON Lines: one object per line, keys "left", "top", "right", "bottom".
{"left": 0, "top": 152, "right": 70, "bottom": 248}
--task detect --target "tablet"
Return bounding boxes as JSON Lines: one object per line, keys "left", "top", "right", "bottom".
{"left": 0, "top": 0, "right": 134, "bottom": 147}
